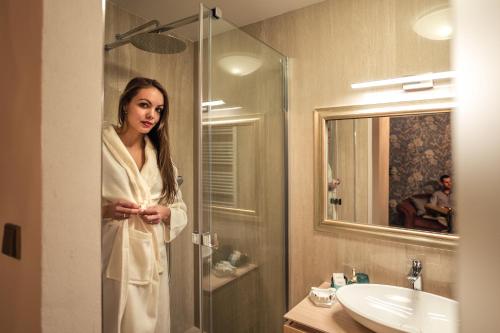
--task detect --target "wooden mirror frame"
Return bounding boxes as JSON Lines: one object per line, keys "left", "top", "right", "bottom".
{"left": 313, "top": 98, "right": 458, "bottom": 249}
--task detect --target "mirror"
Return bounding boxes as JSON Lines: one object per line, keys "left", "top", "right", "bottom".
{"left": 314, "top": 98, "right": 457, "bottom": 248}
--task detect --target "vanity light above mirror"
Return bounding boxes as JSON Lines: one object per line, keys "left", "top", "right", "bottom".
{"left": 351, "top": 71, "right": 455, "bottom": 91}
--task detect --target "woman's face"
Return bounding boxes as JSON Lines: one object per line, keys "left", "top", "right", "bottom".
{"left": 124, "top": 87, "right": 164, "bottom": 135}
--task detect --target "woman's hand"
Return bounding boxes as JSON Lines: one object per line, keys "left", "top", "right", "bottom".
{"left": 139, "top": 205, "right": 171, "bottom": 225}
{"left": 102, "top": 200, "right": 140, "bottom": 220}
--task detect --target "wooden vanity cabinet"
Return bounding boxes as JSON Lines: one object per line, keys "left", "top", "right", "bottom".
{"left": 283, "top": 320, "right": 323, "bottom": 333}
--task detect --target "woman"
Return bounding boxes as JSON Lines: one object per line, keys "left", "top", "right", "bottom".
{"left": 101, "top": 77, "right": 187, "bottom": 333}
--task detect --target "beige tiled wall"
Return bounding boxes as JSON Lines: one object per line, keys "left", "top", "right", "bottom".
{"left": 243, "top": 0, "right": 456, "bottom": 306}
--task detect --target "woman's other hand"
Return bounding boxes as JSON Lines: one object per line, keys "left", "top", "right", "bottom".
{"left": 103, "top": 200, "right": 140, "bottom": 220}
{"left": 139, "top": 205, "right": 171, "bottom": 225}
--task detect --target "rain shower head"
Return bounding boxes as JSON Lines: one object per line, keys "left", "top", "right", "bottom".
{"left": 105, "top": 19, "right": 187, "bottom": 54}
{"left": 130, "top": 33, "right": 186, "bottom": 54}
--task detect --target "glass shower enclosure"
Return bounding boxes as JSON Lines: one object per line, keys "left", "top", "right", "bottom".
{"left": 103, "top": 3, "right": 287, "bottom": 332}
{"left": 196, "top": 5, "right": 287, "bottom": 333}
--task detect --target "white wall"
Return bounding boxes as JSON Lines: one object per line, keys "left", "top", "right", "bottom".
{"left": 454, "top": 0, "right": 500, "bottom": 332}
{"left": 40, "top": 0, "right": 103, "bottom": 331}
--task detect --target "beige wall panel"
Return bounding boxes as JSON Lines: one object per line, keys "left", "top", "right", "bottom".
{"left": 371, "top": 117, "right": 390, "bottom": 226}
{"left": 335, "top": 120, "right": 355, "bottom": 221}
{"left": 455, "top": 1, "right": 500, "bottom": 331}
{"left": 41, "top": 0, "right": 103, "bottom": 331}
{"left": 104, "top": 3, "right": 195, "bottom": 332}
{"left": 244, "top": 0, "right": 454, "bottom": 306}
{"left": 0, "top": 1, "right": 42, "bottom": 332}
{"left": 355, "top": 119, "right": 369, "bottom": 224}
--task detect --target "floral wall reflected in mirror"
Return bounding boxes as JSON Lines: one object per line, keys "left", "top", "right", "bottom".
{"left": 326, "top": 112, "right": 454, "bottom": 234}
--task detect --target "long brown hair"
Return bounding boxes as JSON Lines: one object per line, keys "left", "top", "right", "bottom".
{"left": 118, "top": 77, "right": 177, "bottom": 204}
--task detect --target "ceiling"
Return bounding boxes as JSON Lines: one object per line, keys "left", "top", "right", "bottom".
{"left": 113, "top": 0, "right": 325, "bottom": 34}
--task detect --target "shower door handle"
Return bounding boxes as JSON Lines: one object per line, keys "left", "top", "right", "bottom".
{"left": 192, "top": 232, "right": 219, "bottom": 249}
{"left": 192, "top": 232, "right": 201, "bottom": 245}
{"left": 202, "top": 232, "right": 219, "bottom": 250}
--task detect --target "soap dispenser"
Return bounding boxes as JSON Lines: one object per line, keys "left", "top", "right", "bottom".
{"left": 348, "top": 267, "right": 358, "bottom": 284}
{"left": 348, "top": 267, "right": 370, "bottom": 284}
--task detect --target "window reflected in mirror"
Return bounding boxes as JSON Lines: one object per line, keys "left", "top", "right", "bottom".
{"left": 326, "top": 111, "right": 455, "bottom": 234}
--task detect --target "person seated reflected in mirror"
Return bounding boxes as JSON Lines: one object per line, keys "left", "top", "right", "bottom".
{"left": 425, "top": 175, "right": 453, "bottom": 232}
{"left": 327, "top": 163, "right": 341, "bottom": 219}
{"left": 328, "top": 178, "right": 341, "bottom": 192}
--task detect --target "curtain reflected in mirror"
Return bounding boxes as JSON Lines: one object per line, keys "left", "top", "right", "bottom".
{"left": 326, "top": 111, "right": 455, "bottom": 234}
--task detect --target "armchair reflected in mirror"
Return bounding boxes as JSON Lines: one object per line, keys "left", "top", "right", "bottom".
{"left": 314, "top": 99, "right": 458, "bottom": 248}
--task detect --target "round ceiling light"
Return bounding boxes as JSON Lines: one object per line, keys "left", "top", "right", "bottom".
{"left": 413, "top": 7, "right": 453, "bottom": 40}
{"left": 217, "top": 54, "right": 262, "bottom": 76}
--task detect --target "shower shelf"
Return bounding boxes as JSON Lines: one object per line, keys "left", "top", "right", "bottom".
{"left": 202, "top": 263, "right": 258, "bottom": 292}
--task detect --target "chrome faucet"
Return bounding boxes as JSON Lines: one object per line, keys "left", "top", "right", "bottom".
{"left": 407, "top": 259, "right": 423, "bottom": 291}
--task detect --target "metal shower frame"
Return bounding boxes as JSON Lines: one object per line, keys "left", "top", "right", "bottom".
{"left": 104, "top": 8, "right": 221, "bottom": 51}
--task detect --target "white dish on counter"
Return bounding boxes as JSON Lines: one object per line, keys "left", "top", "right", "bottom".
{"left": 308, "top": 286, "right": 336, "bottom": 308}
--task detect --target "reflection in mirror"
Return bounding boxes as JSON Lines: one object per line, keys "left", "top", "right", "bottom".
{"left": 326, "top": 111, "right": 455, "bottom": 234}
{"left": 202, "top": 120, "right": 257, "bottom": 215}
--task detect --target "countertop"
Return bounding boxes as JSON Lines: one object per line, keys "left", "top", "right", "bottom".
{"left": 284, "top": 282, "right": 374, "bottom": 333}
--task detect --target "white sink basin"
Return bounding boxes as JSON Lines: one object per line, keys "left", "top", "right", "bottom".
{"left": 336, "top": 284, "right": 458, "bottom": 333}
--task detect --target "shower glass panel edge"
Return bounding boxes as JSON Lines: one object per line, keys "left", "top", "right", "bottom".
{"left": 200, "top": 7, "right": 288, "bottom": 333}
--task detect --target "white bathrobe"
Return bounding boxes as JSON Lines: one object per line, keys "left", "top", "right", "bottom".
{"left": 102, "top": 124, "right": 187, "bottom": 333}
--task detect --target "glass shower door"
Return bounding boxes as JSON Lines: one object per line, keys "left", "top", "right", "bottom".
{"left": 197, "top": 5, "right": 287, "bottom": 333}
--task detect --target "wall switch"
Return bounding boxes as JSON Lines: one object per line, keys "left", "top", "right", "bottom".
{"left": 2, "top": 223, "right": 21, "bottom": 259}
